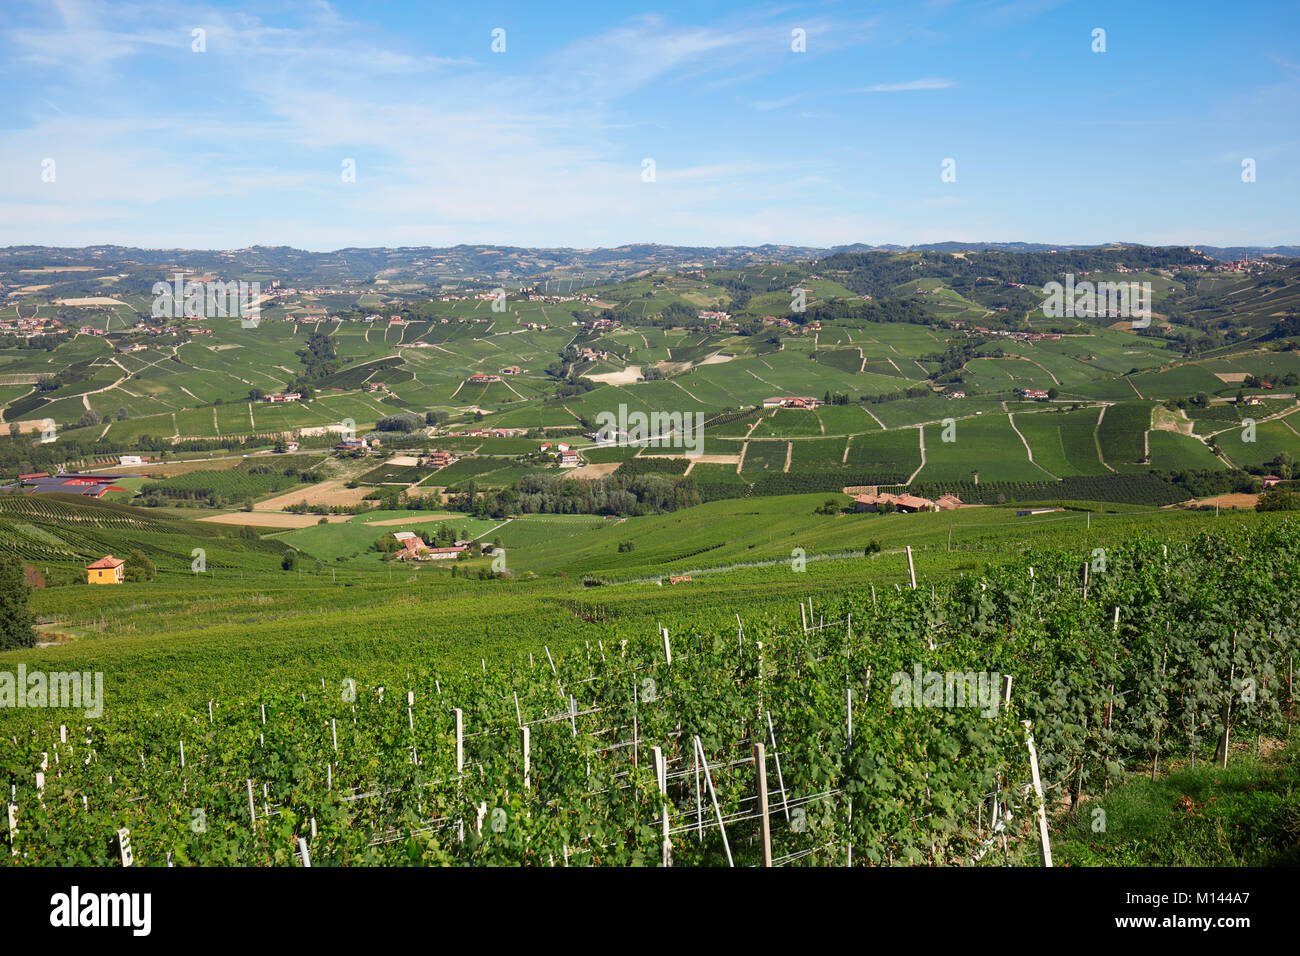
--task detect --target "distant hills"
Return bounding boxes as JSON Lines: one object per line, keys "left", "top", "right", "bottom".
{"left": 1, "top": 241, "right": 1295, "bottom": 288}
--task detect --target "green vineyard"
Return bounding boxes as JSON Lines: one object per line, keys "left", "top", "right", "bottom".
{"left": 3, "top": 523, "right": 1295, "bottom": 866}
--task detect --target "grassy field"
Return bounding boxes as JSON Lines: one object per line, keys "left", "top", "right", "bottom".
{"left": 1052, "top": 740, "right": 1300, "bottom": 866}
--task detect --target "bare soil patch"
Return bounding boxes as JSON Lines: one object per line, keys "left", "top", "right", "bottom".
{"left": 198, "top": 512, "right": 352, "bottom": 528}
{"left": 1192, "top": 493, "right": 1259, "bottom": 509}
{"left": 585, "top": 367, "right": 642, "bottom": 386}
{"left": 255, "top": 480, "right": 372, "bottom": 510}
{"left": 565, "top": 462, "right": 622, "bottom": 480}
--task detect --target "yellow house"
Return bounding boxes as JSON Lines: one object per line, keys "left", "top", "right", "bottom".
{"left": 87, "top": 555, "right": 125, "bottom": 584}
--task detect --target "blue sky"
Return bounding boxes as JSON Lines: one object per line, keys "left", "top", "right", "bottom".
{"left": 2, "top": 0, "right": 1297, "bottom": 250}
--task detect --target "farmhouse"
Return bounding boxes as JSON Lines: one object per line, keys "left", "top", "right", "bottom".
{"left": 118, "top": 455, "right": 144, "bottom": 466}
{"left": 852, "top": 492, "right": 937, "bottom": 514}
{"left": 265, "top": 392, "right": 302, "bottom": 403}
{"left": 425, "top": 545, "right": 467, "bottom": 561}
{"left": 467, "top": 374, "right": 503, "bottom": 384}
{"left": 424, "top": 451, "right": 455, "bottom": 468}
{"left": 558, "top": 451, "right": 581, "bottom": 467}
{"left": 501, "top": 365, "right": 522, "bottom": 374}
{"left": 390, "top": 532, "right": 429, "bottom": 561}
{"left": 1021, "top": 389, "right": 1050, "bottom": 400}
{"left": 763, "top": 396, "right": 823, "bottom": 409}
{"left": 86, "top": 555, "right": 125, "bottom": 585}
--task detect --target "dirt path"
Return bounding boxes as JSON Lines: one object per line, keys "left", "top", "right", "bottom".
{"left": 745, "top": 368, "right": 783, "bottom": 392}
{"left": 906, "top": 425, "right": 926, "bottom": 484}
{"left": 1094, "top": 405, "right": 1117, "bottom": 473}
{"left": 862, "top": 406, "right": 887, "bottom": 430}
{"left": 1021, "top": 356, "right": 1061, "bottom": 386}
{"left": 782, "top": 442, "right": 792, "bottom": 473}
{"left": 737, "top": 441, "right": 748, "bottom": 475}
{"left": 1007, "top": 411, "right": 1058, "bottom": 479}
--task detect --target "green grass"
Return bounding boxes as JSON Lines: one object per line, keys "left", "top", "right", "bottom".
{"left": 1053, "top": 740, "right": 1300, "bottom": 866}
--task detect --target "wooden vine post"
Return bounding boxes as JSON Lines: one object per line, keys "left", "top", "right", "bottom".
{"left": 754, "top": 742, "right": 772, "bottom": 867}
{"left": 1021, "top": 721, "right": 1053, "bottom": 867}
{"left": 652, "top": 745, "right": 670, "bottom": 867}
{"left": 521, "top": 725, "right": 531, "bottom": 790}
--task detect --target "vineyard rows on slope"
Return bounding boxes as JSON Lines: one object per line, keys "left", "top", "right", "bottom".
{"left": 2, "top": 524, "right": 1296, "bottom": 866}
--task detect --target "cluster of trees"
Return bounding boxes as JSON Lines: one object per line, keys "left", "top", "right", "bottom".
{"left": 1244, "top": 372, "right": 1299, "bottom": 388}
{"left": 447, "top": 473, "right": 700, "bottom": 519}
{"left": 554, "top": 377, "right": 599, "bottom": 399}
{"left": 280, "top": 331, "right": 339, "bottom": 393}
{"left": 375, "top": 412, "right": 424, "bottom": 433}
{"left": 1257, "top": 488, "right": 1300, "bottom": 511}
{"left": 862, "top": 386, "right": 933, "bottom": 405}
{"left": 0, "top": 331, "right": 70, "bottom": 351}
{"left": 1163, "top": 393, "right": 1213, "bottom": 411}
{"left": 123, "top": 548, "right": 156, "bottom": 582}
{"left": 282, "top": 501, "right": 371, "bottom": 515}
{"left": 35, "top": 364, "right": 94, "bottom": 393}
{"left": 1250, "top": 452, "right": 1298, "bottom": 480}
{"left": 1155, "top": 468, "right": 1259, "bottom": 499}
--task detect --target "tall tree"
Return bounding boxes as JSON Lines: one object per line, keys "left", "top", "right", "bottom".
{"left": 0, "top": 553, "right": 37, "bottom": 650}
